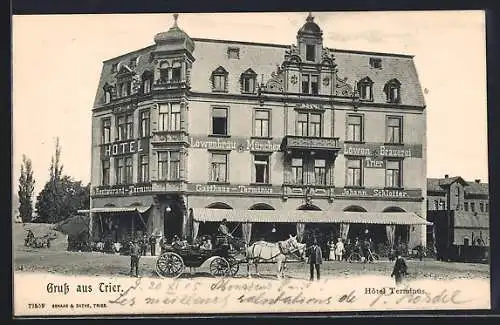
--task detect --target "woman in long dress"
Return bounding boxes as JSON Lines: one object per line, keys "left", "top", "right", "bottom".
{"left": 335, "top": 238, "right": 345, "bottom": 261}
{"left": 328, "top": 238, "right": 336, "bottom": 261}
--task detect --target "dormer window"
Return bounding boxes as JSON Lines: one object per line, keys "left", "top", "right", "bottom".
{"left": 211, "top": 66, "right": 228, "bottom": 92}
{"left": 117, "top": 81, "right": 132, "bottom": 98}
{"left": 301, "top": 74, "right": 319, "bottom": 95}
{"left": 103, "top": 82, "right": 113, "bottom": 103}
{"left": 306, "top": 44, "right": 316, "bottom": 62}
{"left": 141, "top": 71, "right": 153, "bottom": 94}
{"left": 384, "top": 79, "right": 401, "bottom": 103}
{"left": 228, "top": 47, "right": 240, "bottom": 59}
{"left": 129, "top": 57, "right": 137, "bottom": 68}
{"left": 111, "top": 63, "right": 118, "bottom": 73}
{"left": 240, "top": 68, "right": 257, "bottom": 94}
{"left": 370, "top": 57, "right": 382, "bottom": 69}
{"left": 171, "top": 62, "right": 182, "bottom": 81}
{"left": 357, "top": 77, "right": 374, "bottom": 101}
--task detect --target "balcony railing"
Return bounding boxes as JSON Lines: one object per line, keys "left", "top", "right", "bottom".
{"left": 281, "top": 135, "right": 341, "bottom": 152}
{"left": 154, "top": 78, "right": 188, "bottom": 90}
{"left": 151, "top": 131, "right": 189, "bottom": 146}
{"left": 151, "top": 180, "right": 187, "bottom": 193}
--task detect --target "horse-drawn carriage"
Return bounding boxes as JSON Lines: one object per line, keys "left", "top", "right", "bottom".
{"left": 155, "top": 234, "right": 306, "bottom": 279}
{"left": 155, "top": 243, "right": 240, "bottom": 278}
{"left": 24, "top": 231, "right": 53, "bottom": 248}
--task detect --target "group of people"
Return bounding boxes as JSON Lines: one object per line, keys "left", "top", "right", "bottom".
{"left": 325, "top": 237, "right": 377, "bottom": 263}
{"left": 326, "top": 237, "right": 346, "bottom": 261}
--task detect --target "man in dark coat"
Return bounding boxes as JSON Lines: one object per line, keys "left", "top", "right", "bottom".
{"left": 129, "top": 239, "right": 141, "bottom": 277}
{"left": 391, "top": 250, "right": 408, "bottom": 285}
{"left": 307, "top": 238, "right": 323, "bottom": 281}
{"left": 149, "top": 234, "right": 157, "bottom": 256}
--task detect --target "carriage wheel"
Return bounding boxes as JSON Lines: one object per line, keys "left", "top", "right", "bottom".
{"left": 227, "top": 257, "right": 239, "bottom": 276}
{"left": 209, "top": 257, "right": 230, "bottom": 277}
{"left": 348, "top": 253, "right": 362, "bottom": 263}
{"left": 156, "top": 252, "right": 184, "bottom": 278}
{"left": 370, "top": 253, "right": 380, "bottom": 262}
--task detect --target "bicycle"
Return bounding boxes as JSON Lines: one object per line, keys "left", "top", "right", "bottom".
{"left": 348, "top": 248, "right": 379, "bottom": 263}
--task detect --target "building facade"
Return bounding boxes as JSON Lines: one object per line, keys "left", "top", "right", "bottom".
{"left": 90, "top": 14, "right": 428, "bottom": 255}
{"left": 427, "top": 175, "right": 489, "bottom": 261}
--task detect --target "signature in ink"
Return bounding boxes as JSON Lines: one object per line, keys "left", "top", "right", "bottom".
{"left": 370, "top": 288, "right": 472, "bottom": 307}
{"left": 108, "top": 278, "right": 142, "bottom": 307}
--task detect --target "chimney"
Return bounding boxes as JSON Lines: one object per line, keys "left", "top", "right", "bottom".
{"left": 444, "top": 174, "right": 449, "bottom": 179}
{"left": 475, "top": 179, "right": 481, "bottom": 183}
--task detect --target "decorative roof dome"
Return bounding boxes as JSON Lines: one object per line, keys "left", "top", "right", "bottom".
{"left": 154, "top": 14, "right": 195, "bottom": 53}
{"left": 298, "top": 12, "right": 323, "bottom": 36}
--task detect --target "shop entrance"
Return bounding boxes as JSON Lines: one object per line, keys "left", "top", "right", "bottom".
{"left": 163, "top": 196, "right": 184, "bottom": 242}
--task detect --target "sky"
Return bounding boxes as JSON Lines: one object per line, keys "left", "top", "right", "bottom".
{"left": 12, "top": 11, "right": 487, "bottom": 197}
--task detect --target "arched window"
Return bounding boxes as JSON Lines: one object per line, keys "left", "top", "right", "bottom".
{"left": 297, "top": 204, "right": 321, "bottom": 211}
{"left": 343, "top": 205, "right": 367, "bottom": 212}
{"left": 240, "top": 68, "right": 257, "bottom": 94}
{"left": 384, "top": 79, "right": 401, "bottom": 103}
{"left": 211, "top": 66, "right": 228, "bottom": 92}
{"left": 172, "top": 62, "right": 182, "bottom": 81}
{"left": 249, "top": 203, "right": 275, "bottom": 210}
{"left": 357, "top": 77, "right": 373, "bottom": 101}
{"left": 158, "top": 61, "right": 169, "bottom": 83}
{"left": 206, "top": 202, "right": 233, "bottom": 209}
{"left": 382, "top": 206, "right": 406, "bottom": 212}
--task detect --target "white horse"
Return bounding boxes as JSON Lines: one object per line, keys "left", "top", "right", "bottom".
{"left": 245, "top": 235, "right": 306, "bottom": 279}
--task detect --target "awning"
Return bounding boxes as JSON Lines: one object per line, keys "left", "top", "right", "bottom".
{"left": 192, "top": 208, "right": 432, "bottom": 225}
{"left": 90, "top": 205, "right": 152, "bottom": 214}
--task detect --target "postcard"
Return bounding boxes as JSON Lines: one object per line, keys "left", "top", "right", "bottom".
{"left": 12, "top": 11, "right": 490, "bottom": 316}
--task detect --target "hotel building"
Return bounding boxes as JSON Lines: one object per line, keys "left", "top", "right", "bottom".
{"left": 89, "top": 13, "right": 429, "bottom": 254}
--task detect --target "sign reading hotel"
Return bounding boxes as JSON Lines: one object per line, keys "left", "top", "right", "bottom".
{"left": 101, "top": 138, "right": 150, "bottom": 157}
{"left": 93, "top": 183, "right": 153, "bottom": 196}
{"left": 189, "top": 136, "right": 281, "bottom": 152}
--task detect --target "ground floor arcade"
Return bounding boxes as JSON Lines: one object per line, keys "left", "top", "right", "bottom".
{"left": 89, "top": 193, "right": 428, "bottom": 256}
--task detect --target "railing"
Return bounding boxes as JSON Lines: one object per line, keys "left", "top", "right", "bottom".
{"left": 281, "top": 135, "right": 340, "bottom": 151}
{"left": 151, "top": 131, "right": 189, "bottom": 145}
{"left": 151, "top": 180, "right": 187, "bottom": 193}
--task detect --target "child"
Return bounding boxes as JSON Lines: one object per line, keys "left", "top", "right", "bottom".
{"left": 391, "top": 250, "right": 408, "bottom": 285}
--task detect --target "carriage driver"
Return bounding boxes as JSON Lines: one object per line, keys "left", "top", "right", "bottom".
{"left": 217, "top": 218, "right": 233, "bottom": 250}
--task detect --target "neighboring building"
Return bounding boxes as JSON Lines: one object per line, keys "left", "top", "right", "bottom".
{"left": 89, "top": 13, "right": 428, "bottom": 255}
{"left": 427, "top": 175, "right": 489, "bottom": 262}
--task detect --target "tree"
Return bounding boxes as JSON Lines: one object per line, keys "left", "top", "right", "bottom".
{"left": 18, "top": 155, "right": 35, "bottom": 222}
{"left": 35, "top": 176, "right": 90, "bottom": 223}
{"left": 35, "top": 138, "right": 89, "bottom": 223}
